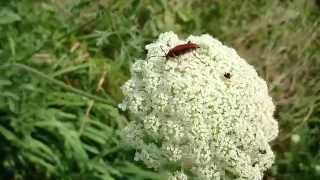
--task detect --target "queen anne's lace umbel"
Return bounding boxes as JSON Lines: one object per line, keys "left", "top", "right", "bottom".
{"left": 120, "top": 32, "right": 278, "bottom": 180}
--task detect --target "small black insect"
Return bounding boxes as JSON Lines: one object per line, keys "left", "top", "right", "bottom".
{"left": 224, "top": 72, "right": 232, "bottom": 79}
{"left": 252, "top": 161, "right": 259, "bottom": 167}
{"left": 258, "top": 149, "right": 267, "bottom": 154}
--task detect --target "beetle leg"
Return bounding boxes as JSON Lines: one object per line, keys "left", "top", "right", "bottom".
{"left": 160, "top": 45, "right": 167, "bottom": 55}
{"left": 192, "top": 51, "right": 201, "bottom": 61}
{"left": 166, "top": 41, "right": 171, "bottom": 48}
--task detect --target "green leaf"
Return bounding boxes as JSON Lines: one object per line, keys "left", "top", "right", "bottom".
{"left": 0, "top": 125, "right": 18, "bottom": 143}
{"left": 82, "top": 125, "right": 107, "bottom": 145}
{"left": 2, "top": 91, "right": 19, "bottom": 100}
{"left": 65, "top": 131, "right": 89, "bottom": 162}
{"left": 0, "top": 9, "right": 21, "bottom": 24}
{"left": 82, "top": 143, "right": 100, "bottom": 154}
{"left": 22, "top": 151, "right": 56, "bottom": 173}
{"left": 0, "top": 79, "right": 12, "bottom": 86}
{"left": 24, "top": 137, "right": 59, "bottom": 163}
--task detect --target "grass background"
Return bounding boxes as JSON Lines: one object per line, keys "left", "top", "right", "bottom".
{"left": 0, "top": 0, "right": 319, "bottom": 179}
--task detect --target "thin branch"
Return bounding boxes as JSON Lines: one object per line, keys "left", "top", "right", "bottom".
{"left": 79, "top": 100, "right": 95, "bottom": 135}
{"left": 274, "top": 103, "right": 315, "bottom": 145}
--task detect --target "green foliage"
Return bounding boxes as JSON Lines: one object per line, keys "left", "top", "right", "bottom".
{"left": 0, "top": 0, "right": 319, "bottom": 179}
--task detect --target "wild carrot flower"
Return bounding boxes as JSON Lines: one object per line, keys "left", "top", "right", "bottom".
{"left": 120, "top": 32, "right": 278, "bottom": 180}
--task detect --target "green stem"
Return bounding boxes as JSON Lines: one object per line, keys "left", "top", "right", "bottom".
{"left": 12, "top": 63, "right": 117, "bottom": 106}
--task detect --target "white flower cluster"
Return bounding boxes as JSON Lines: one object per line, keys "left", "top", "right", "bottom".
{"left": 120, "top": 32, "right": 278, "bottom": 180}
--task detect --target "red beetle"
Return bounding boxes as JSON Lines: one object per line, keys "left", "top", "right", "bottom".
{"left": 149, "top": 41, "right": 200, "bottom": 60}
{"left": 165, "top": 41, "right": 200, "bottom": 59}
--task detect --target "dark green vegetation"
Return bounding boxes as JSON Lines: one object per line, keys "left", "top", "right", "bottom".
{"left": 0, "top": 0, "right": 319, "bottom": 179}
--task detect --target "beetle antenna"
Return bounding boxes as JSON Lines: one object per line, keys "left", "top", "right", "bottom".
{"left": 147, "top": 45, "right": 167, "bottom": 59}
{"left": 160, "top": 45, "right": 167, "bottom": 56}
